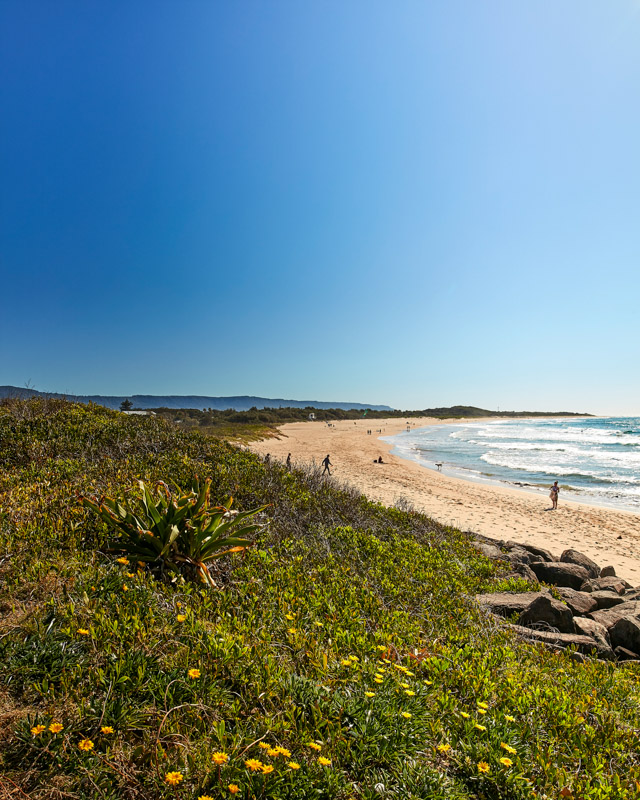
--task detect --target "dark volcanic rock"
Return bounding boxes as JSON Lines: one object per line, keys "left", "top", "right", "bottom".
{"left": 518, "top": 595, "right": 575, "bottom": 634}
{"left": 503, "top": 562, "right": 538, "bottom": 583}
{"left": 510, "top": 624, "right": 612, "bottom": 659}
{"left": 591, "top": 590, "right": 625, "bottom": 610}
{"left": 581, "top": 577, "right": 630, "bottom": 595}
{"left": 475, "top": 542, "right": 504, "bottom": 560}
{"left": 573, "top": 617, "right": 612, "bottom": 655}
{"left": 506, "top": 542, "right": 555, "bottom": 562}
{"left": 614, "top": 646, "right": 640, "bottom": 662}
{"left": 610, "top": 617, "right": 640, "bottom": 655}
{"left": 600, "top": 565, "right": 617, "bottom": 578}
{"left": 530, "top": 561, "right": 590, "bottom": 589}
{"left": 556, "top": 588, "right": 598, "bottom": 616}
{"left": 476, "top": 592, "right": 547, "bottom": 618}
{"left": 589, "top": 600, "right": 640, "bottom": 630}
{"left": 560, "top": 549, "right": 600, "bottom": 579}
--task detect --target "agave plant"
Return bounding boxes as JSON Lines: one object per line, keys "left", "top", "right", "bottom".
{"left": 81, "top": 478, "right": 266, "bottom": 585}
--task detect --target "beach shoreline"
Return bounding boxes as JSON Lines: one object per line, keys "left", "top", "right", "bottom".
{"left": 248, "top": 416, "right": 640, "bottom": 583}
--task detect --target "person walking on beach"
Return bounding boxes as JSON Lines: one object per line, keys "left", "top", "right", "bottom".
{"left": 286, "top": 453, "right": 291, "bottom": 470}
{"left": 549, "top": 481, "right": 559, "bottom": 510}
{"left": 322, "top": 454, "right": 332, "bottom": 476}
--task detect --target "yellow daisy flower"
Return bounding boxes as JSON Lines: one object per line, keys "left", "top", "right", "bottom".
{"left": 165, "top": 771, "right": 183, "bottom": 785}
{"left": 460, "top": 712, "right": 471, "bottom": 719}
{"left": 31, "top": 725, "right": 46, "bottom": 736}
{"left": 77, "top": 628, "right": 90, "bottom": 636}
{"left": 288, "top": 761, "right": 301, "bottom": 769}
{"left": 176, "top": 614, "right": 186, "bottom": 622}
{"left": 477, "top": 761, "right": 490, "bottom": 773}
{"left": 116, "top": 557, "right": 129, "bottom": 565}
{"left": 505, "top": 714, "right": 515, "bottom": 722}
{"left": 474, "top": 724, "right": 487, "bottom": 731}
{"left": 437, "top": 743, "right": 451, "bottom": 753}
{"left": 307, "top": 743, "right": 322, "bottom": 751}
{"left": 365, "top": 691, "right": 375, "bottom": 697}
{"left": 261, "top": 764, "right": 274, "bottom": 774}
{"left": 212, "top": 751, "right": 229, "bottom": 765}
{"left": 188, "top": 668, "right": 201, "bottom": 679}
{"left": 500, "top": 757, "right": 513, "bottom": 767}
{"left": 500, "top": 742, "right": 516, "bottom": 754}
{"left": 400, "top": 712, "right": 412, "bottom": 719}
{"left": 228, "top": 786, "right": 240, "bottom": 795}
{"left": 245, "top": 759, "right": 264, "bottom": 771}
{"left": 101, "top": 726, "right": 114, "bottom": 734}
{"left": 404, "top": 690, "right": 415, "bottom": 696}
{"left": 275, "top": 747, "right": 291, "bottom": 757}
{"left": 78, "top": 739, "right": 94, "bottom": 751}
{"left": 318, "top": 756, "right": 331, "bottom": 766}
{"left": 49, "top": 722, "right": 64, "bottom": 734}
{"left": 258, "top": 742, "right": 271, "bottom": 749}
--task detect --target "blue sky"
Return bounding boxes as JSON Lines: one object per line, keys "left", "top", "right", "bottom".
{"left": 2, "top": 1, "right": 639, "bottom": 414}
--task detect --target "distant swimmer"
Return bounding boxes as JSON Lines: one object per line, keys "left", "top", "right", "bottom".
{"left": 549, "top": 481, "right": 559, "bottom": 510}
{"left": 435, "top": 462, "right": 443, "bottom": 471}
{"left": 322, "top": 454, "right": 332, "bottom": 475}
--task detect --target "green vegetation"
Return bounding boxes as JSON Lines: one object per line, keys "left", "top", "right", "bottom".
{"left": 81, "top": 479, "right": 265, "bottom": 586}
{"left": 0, "top": 398, "right": 636, "bottom": 800}
{"left": 154, "top": 405, "right": 591, "bottom": 440}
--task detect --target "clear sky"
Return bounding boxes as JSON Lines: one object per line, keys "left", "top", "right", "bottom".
{"left": 2, "top": 2, "right": 639, "bottom": 415}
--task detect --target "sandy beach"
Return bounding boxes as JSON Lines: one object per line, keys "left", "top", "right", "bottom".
{"left": 249, "top": 417, "right": 640, "bottom": 583}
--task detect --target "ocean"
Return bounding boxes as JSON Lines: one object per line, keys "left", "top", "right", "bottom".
{"left": 383, "top": 417, "right": 640, "bottom": 511}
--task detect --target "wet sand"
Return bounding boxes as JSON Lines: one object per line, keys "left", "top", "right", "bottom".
{"left": 249, "top": 417, "right": 640, "bottom": 583}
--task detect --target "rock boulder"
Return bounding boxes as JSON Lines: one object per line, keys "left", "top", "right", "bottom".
{"left": 609, "top": 617, "right": 640, "bottom": 655}
{"left": 530, "top": 561, "right": 590, "bottom": 590}
{"left": 556, "top": 588, "right": 598, "bottom": 616}
{"left": 476, "top": 592, "right": 547, "bottom": 618}
{"left": 560, "top": 549, "right": 600, "bottom": 579}
{"left": 589, "top": 600, "right": 640, "bottom": 630}
{"left": 581, "top": 577, "right": 630, "bottom": 595}
{"left": 517, "top": 595, "right": 575, "bottom": 634}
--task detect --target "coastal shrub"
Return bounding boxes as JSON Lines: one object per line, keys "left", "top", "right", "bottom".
{"left": 0, "top": 399, "right": 639, "bottom": 799}
{"left": 81, "top": 478, "right": 266, "bottom": 585}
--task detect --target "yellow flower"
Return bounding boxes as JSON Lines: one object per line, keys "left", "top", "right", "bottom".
{"left": 376, "top": 645, "right": 387, "bottom": 651}
{"left": 474, "top": 724, "right": 486, "bottom": 731}
{"left": 126, "top": 572, "right": 135, "bottom": 578}
{"left": 477, "top": 701, "right": 488, "bottom": 709}
{"left": 505, "top": 714, "right": 515, "bottom": 722}
{"left": 477, "top": 708, "right": 487, "bottom": 715}
{"left": 349, "top": 655, "right": 359, "bottom": 662}
{"left": 341, "top": 659, "right": 352, "bottom": 666}
{"left": 177, "top": 614, "right": 186, "bottom": 622}
{"left": 500, "top": 757, "right": 513, "bottom": 767}
{"left": 77, "top": 629, "right": 90, "bottom": 636}
{"left": 188, "top": 668, "right": 201, "bottom": 679}
{"left": 261, "top": 764, "right": 274, "bottom": 774}
{"left": 424, "top": 680, "right": 433, "bottom": 686}
{"left": 576, "top": 716, "right": 585, "bottom": 724}
{"left": 267, "top": 748, "right": 280, "bottom": 757}
{"left": 437, "top": 743, "right": 451, "bottom": 753}
{"left": 199, "top": 796, "right": 215, "bottom": 800}
{"left": 116, "top": 557, "right": 129, "bottom": 565}
{"left": 212, "top": 751, "right": 229, "bottom": 765}
{"left": 404, "top": 690, "right": 415, "bottom": 696}
{"left": 365, "top": 691, "right": 375, "bottom": 697}
{"left": 101, "top": 726, "right": 114, "bottom": 734}
{"left": 405, "top": 670, "right": 415, "bottom": 676}
{"left": 288, "top": 761, "right": 301, "bottom": 769}
{"left": 165, "top": 771, "right": 183, "bottom": 785}
{"left": 318, "top": 756, "right": 331, "bottom": 766}
{"left": 275, "top": 747, "right": 291, "bottom": 757}
{"left": 400, "top": 712, "right": 412, "bottom": 719}
{"left": 31, "top": 725, "right": 46, "bottom": 736}
{"left": 285, "top": 613, "right": 294, "bottom": 620}
{"left": 78, "top": 738, "right": 94, "bottom": 751}
{"left": 122, "top": 585, "right": 128, "bottom": 592}
{"left": 138, "top": 561, "right": 145, "bottom": 567}
{"left": 400, "top": 682, "right": 410, "bottom": 689}
{"left": 307, "top": 742, "right": 322, "bottom": 751}
{"left": 228, "top": 787, "right": 240, "bottom": 795}
{"left": 258, "top": 742, "right": 270, "bottom": 749}
{"left": 477, "top": 761, "right": 490, "bottom": 774}
{"left": 49, "top": 723, "right": 64, "bottom": 733}
{"left": 288, "top": 628, "right": 298, "bottom": 635}
{"left": 374, "top": 678, "right": 383, "bottom": 684}
{"left": 460, "top": 711, "right": 470, "bottom": 719}
{"left": 245, "top": 758, "right": 264, "bottom": 771}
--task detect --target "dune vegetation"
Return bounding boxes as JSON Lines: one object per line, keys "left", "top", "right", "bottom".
{"left": 0, "top": 398, "right": 638, "bottom": 799}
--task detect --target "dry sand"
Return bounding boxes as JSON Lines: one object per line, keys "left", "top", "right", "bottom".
{"left": 249, "top": 417, "right": 640, "bottom": 583}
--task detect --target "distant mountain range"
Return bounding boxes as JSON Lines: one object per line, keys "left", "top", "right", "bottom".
{"left": 0, "top": 386, "right": 392, "bottom": 412}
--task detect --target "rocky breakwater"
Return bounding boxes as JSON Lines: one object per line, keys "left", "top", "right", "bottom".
{"left": 473, "top": 534, "right": 640, "bottom": 663}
